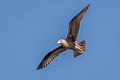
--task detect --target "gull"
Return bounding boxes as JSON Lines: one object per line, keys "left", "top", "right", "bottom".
{"left": 37, "top": 4, "right": 90, "bottom": 70}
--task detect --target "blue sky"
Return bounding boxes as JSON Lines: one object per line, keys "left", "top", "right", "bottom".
{"left": 0, "top": 0, "right": 120, "bottom": 80}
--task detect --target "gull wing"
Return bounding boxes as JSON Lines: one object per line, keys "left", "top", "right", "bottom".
{"left": 66, "top": 4, "right": 90, "bottom": 42}
{"left": 36, "top": 46, "right": 67, "bottom": 70}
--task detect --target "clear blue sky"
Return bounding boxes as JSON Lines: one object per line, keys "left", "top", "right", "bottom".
{"left": 0, "top": 0, "right": 120, "bottom": 80}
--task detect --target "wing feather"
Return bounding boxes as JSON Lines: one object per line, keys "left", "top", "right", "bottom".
{"left": 66, "top": 4, "right": 90, "bottom": 42}
{"left": 36, "top": 46, "right": 67, "bottom": 70}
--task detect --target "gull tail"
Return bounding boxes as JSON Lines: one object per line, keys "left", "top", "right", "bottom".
{"left": 79, "top": 40, "right": 86, "bottom": 51}
{"left": 73, "top": 40, "right": 86, "bottom": 58}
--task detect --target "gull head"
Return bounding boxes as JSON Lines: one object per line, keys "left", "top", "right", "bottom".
{"left": 57, "top": 39, "right": 68, "bottom": 47}
{"left": 57, "top": 39, "right": 65, "bottom": 44}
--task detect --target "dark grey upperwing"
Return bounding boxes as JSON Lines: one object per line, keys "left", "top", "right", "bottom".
{"left": 36, "top": 46, "right": 67, "bottom": 70}
{"left": 66, "top": 4, "right": 90, "bottom": 42}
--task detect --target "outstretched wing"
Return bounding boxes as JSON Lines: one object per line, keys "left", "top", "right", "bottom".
{"left": 36, "top": 46, "right": 67, "bottom": 70}
{"left": 66, "top": 4, "right": 90, "bottom": 42}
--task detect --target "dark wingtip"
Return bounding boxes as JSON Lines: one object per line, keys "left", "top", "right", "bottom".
{"left": 84, "top": 3, "right": 91, "bottom": 10}
{"left": 36, "top": 64, "right": 43, "bottom": 70}
{"left": 36, "top": 63, "right": 46, "bottom": 70}
{"left": 36, "top": 67, "right": 40, "bottom": 70}
{"left": 77, "top": 3, "right": 90, "bottom": 19}
{"left": 87, "top": 3, "right": 91, "bottom": 7}
{"left": 36, "top": 68, "right": 39, "bottom": 71}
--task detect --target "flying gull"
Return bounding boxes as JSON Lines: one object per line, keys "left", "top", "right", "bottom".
{"left": 37, "top": 4, "right": 90, "bottom": 70}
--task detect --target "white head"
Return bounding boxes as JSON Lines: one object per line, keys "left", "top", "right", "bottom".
{"left": 57, "top": 39, "right": 68, "bottom": 47}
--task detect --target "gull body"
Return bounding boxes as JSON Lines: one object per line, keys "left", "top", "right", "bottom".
{"left": 37, "top": 4, "right": 90, "bottom": 70}
{"left": 57, "top": 39, "right": 84, "bottom": 53}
